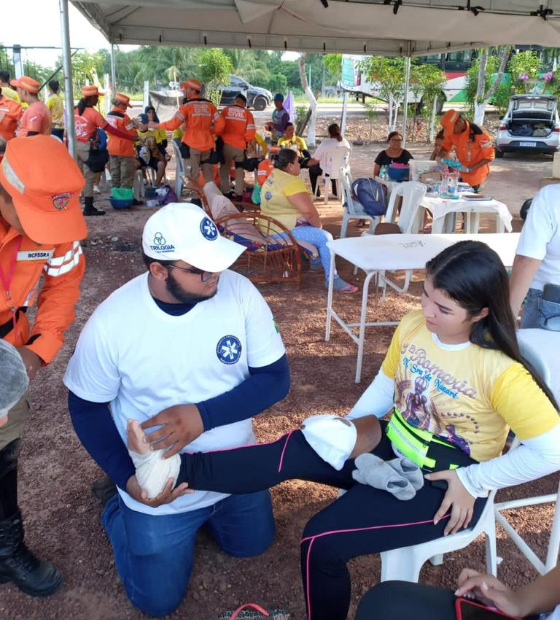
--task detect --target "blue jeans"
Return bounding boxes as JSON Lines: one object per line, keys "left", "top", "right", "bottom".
{"left": 102, "top": 490, "right": 275, "bottom": 617}
{"left": 288, "top": 226, "right": 339, "bottom": 281}
{"left": 521, "top": 288, "right": 541, "bottom": 329}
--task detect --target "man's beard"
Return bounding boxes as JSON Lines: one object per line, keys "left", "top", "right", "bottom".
{"left": 166, "top": 270, "right": 218, "bottom": 304}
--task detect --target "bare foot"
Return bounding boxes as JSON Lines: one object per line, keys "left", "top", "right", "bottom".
{"left": 127, "top": 419, "right": 150, "bottom": 455}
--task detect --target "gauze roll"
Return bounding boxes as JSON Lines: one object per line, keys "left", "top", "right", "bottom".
{"left": 301, "top": 414, "right": 357, "bottom": 470}
{"left": 129, "top": 448, "right": 181, "bottom": 499}
{"left": 0, "top": 340, "right": 28, "bottom": 418}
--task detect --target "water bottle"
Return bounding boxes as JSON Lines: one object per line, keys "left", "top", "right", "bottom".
{"left": 439, "top": 170, "right": 449, "bottom": 198}
{"left": 447, "top": 170, "right": 459, "bottom": 199}
{"left": 379, "top": 165, "right": 389, "bottom": 181}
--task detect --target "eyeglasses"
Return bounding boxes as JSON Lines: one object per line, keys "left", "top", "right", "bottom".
{"left": 168, "top": 264, "right": 215, "bottom": 282}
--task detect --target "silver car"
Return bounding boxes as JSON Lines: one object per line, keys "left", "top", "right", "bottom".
{"left": 495, "top": 95, "right": 560, "bottom": 157}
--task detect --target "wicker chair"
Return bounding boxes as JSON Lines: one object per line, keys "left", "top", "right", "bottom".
{"left": 215, "top": 212, "right": 302, "bottom": 287}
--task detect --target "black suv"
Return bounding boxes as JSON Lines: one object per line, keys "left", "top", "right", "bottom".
{"left": 219, "top": 75, "right": 272, "bottom": 111}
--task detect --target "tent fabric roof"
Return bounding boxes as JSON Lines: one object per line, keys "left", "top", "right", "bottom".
{"left": 72, "top": 0, "right": 560, "bottom": 56}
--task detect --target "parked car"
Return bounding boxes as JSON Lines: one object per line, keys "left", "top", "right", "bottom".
{"left": 218, "top": 75, "right": 272, "bottom": 111}
{"left": 495, "top": 95, "right": 560, "bottom": 157}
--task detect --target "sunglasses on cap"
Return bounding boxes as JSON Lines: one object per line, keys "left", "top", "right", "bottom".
{"left": 167, "top": 264, "right": 215, "bottom": 282}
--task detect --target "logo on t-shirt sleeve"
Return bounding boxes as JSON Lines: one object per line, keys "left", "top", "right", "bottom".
{"left": 216, "top": 335, "right": 242, "bottom": 364}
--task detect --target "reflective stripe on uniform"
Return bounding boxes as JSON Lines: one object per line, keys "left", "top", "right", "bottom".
{"left": 44, "top": 242, "right": 83, "bottom": 277}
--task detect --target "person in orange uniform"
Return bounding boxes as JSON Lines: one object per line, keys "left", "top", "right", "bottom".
{"left": 10, "top": 76, "right": 51, "bottom": 138}
{"left": 74, "top": 85, "right": 137, "bottom": 216}
{"left": 0, "top": 135, "right": 87, "bottom": 597}
{"left": 106, "top": 93, "right": 138, "bottom": 193}
{"left": 437, "top": 109, "right": 494, "bottom": 192}
{"left": 0, "top": 88, "right": 23, "bottom": 143}
{"left": 215, "top": 93, "right": 256, "bottom": 198}
{"left": 150, "top": 78, "right": 224, "bottom": 183}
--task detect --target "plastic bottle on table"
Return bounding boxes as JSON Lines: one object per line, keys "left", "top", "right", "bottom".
{"left": 447, "top": 170, "right": 459, "bottom": 199}
{"left": 439, "top": 170, "right": 449, "bottom": 198}
{"left": 379, "top": 165, "right": 389, "bottom": 181}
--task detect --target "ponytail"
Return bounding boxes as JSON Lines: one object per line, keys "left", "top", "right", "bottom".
{"left": 77, "top": 96, "right": 95, "bottom": 117}
{"left": 328, "top": 123, "right": 343, "bottom": 142}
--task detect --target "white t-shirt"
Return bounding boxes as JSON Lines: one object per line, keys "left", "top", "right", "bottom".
{"left": 64, "top": 269, "right": 285, "bottom": 515}
{"left": 313, "top": 137, "right": 351, "bottom": 174}
{"left": 516, "top": 184, "right": 560, "bottom": 291}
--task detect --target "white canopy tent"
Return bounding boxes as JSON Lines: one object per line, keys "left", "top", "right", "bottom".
{"left": 60, "top": 0, "right": 560, "bottom": 154}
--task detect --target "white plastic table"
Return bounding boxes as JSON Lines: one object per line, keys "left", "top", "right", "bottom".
{"left": 420, "top": 195, "right": 513, "bottom": 234}
{"left": 326, "top": 233, "right": 521, "bottom": 383}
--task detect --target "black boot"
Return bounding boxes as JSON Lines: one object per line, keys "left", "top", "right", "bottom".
{"left": 83, "top": 196, "right": 105, "bottom": 216}
{"left": 0, "top": 441, "right": 62, "bottom": 597}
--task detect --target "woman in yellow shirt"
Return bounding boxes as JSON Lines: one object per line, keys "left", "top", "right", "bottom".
{"left": 260, "top": 148, "right": 357, "bottom": 293}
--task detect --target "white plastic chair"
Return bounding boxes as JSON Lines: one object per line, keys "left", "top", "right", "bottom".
{"left": 172, "top": 141, "right": 186, "bottom": 198}
{"left": 494, "top": 328, "right": 560, "bottom": 574}
{"left": 380, "top": 489, "right": 498, "bottom": 582}
{"left": 339, "top": 166, "right": 381, "bottom": 239}
{"left": 314, "top": 146, "right": 350, "bottom": 205}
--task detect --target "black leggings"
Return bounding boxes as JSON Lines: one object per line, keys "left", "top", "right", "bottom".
{"left": 177, "top": 429, "right": 486, "bottom": 620}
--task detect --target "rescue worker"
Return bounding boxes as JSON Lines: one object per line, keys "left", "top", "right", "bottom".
{"left": 215, "top": 93, "right": 256, "bottom": 198}
{"left": 10, "top": 76, "right": 51, "bottom": 137}
{"left": 150, "top": 78, "right": 224, "bottom": 183}
{"left": 106, "top": 93, "right": 138, "bottom": 193}
{"left": 0, "top": 135, "right": 87, "bottom": 597}
{"left": 436, "top": 109, "right": 494, "bottom": 192}
{"left": 0, "top": 72, "right": 21, "bottom": 105}
{"left": 74, "top": 86, "right": 137, "bottom": 216}
{"left": 0, "top": 87, "right": 23, "bottom": 143}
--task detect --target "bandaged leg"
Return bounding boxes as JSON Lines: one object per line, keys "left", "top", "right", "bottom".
{"left": 127, "top": 420, "right": 181, "bottom": 499}
{"left": 352, "top": 453, "right": 416, "bottom": 501}
{"left": 387, "top": 457, "right": 424, "bottom": 491}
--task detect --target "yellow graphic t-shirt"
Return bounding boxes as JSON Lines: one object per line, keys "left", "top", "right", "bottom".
{"left": 277, "top": 135, "right": 308, "bottom": 157}
{"left": 381, "top": 311, "right": 558, "bottom": 462}
{"left": 260, "top": 169, "right": 309, "bottom": 230}
{"left": 47, "top": 93, "right": 64, "bottom": 128}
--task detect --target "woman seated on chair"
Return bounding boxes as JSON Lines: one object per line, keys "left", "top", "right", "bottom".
{"left": 277, "top": 123, "right": 312, "bottom": 164}
{"left": 308, "top": 123, "right": 351, "bottom": 198}
{"left": 127, "top": 240, "right": 560, "bottom": 620}
{"left": 373, "top": 130, "right": 414, "bottom": 177}
{"left": 260, "top": 148, "right": 358, "bottom": 293}
{"left": 135, "top": 113, "right": 168, "bottom": 186}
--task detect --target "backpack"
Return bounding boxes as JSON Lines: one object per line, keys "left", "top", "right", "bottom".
{"left": 351, "top": 178, "right": 387, "bottom": 217}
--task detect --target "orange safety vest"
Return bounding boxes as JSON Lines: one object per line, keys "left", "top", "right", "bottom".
{"left": 0, "top": 96, "right": 23, "bottom": 142}
{"left": 216, "top": 103, "right": 256, "bottom": 150}
{"left": 257, "top": 159, "right": 274, "bottom": 186}
{"left": 0, "top": 223, "right": 85, "bottom": 363}
{"left": 160, "top": 97, "right": 222, "bottom": 152}
{"left": 17, "top": 101, "right": 51, "bottom": 138}
{"left": 74, "top": 107, "right": 107, "bottom": 143}
{"left": 106, "top": 107, "right": 137, "bottom": 157}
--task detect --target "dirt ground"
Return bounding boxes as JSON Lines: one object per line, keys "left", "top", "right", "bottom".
{"left": 2, "top": 126, "right": 558, "bottom": 620}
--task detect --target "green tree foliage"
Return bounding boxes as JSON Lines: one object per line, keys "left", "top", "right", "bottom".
{"left": 465, "top": 53, "right": 511, "bottom": 116}
{"left": 509, "top": 50, "right": 542, "bottom": 94}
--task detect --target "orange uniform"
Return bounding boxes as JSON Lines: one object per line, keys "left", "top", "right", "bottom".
{"left": 74, "top": 106, "right": 107, "bottom": 143}
{"left": 106, "top": 107, "right": 137, "bottom": 157}
{"left": 216, "top": 103, "right": 256, "bottom": 150}
{"left": 0, "top": 95, "right": 23, "bottom": 142}
{"left": 257, "top": 159, "right": 274, "bottom": 186}
{"left": 17, "top": 101, "right": 51, "bottom": 137}
{"left": 441, "top": 117, "right": 494, "bottom": 188}
{"left": 159, "top": 97, "right": 223, "bottom": 152}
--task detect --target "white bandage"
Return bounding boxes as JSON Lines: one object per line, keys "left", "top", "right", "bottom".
{"left": 301, "top": 414, "right": 357, "bottom": 471}
{"left": 129, "top": 448, "right": 181, "bottom": 499}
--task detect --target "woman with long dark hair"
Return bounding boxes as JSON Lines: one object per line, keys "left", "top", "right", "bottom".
{"left": 308, "top": 123, "right": 351, "bottom": 197}
{"left": 373, "top": 130, "right": 414, "bottom": 177}
{"left": 128, "top": 241, "right": 560, "bottom": 620}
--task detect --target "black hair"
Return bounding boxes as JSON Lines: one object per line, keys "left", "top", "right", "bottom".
{"left": 426, "top": 240, "right": 558, "bottom": 409}
{"left": 328, "top": 123, "right": 343, "bottom": 142}
{"left": 49, "top": 80, "right": 60, "bottom": 93}
{"left": 387, "top": 131, "right": 402, "bottom": 142}
{"left": 435, "top": 129, "right": 445, "bottom": 140}
{"left": 235, "top": 93, "right": 247, "bottom": 104}
{"left": 0, "top": 71, "right": 9, "bottom": 83}
{"left": 77, "top": 95, "right": 97, "bottom": 116}
{"left": 285, "top": 122, "right": 294, "bottom": 129}
{"left": 273, "top": 148, "right": 298, "bottom": 170}
{"left": 145, "top": 105, "right": 160, "bottom": 123}
{"left": 142, "top": 251, "right": 175, "bottom": 270}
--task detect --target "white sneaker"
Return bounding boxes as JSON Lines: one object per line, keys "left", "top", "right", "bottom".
{"left": 93, "top": 185, "right": 101, "bottom": 195}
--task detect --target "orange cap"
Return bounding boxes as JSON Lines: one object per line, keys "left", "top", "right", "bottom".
{"left": 0, "top": 136, "right": 87, "bottom": 244}
{"left": 441, "top": 109, "right": 461, "bottom": 131}
{"left": 182, "top": 78, "right": 201, "bottom": 92}
{"left": 115, "top": 92, "right": 132, "bottom": 108}
{"left": 81, "top": 85, "right": 104, "bottom": 97}
{"left": 10, "top": 76, "right": 40, "bottom": 94}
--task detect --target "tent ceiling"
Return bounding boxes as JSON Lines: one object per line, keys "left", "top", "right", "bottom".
{"left": 72, "top": 0, "right": 560, "bottom": 55}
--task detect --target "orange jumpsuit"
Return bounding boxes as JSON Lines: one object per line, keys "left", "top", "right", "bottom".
{"left": 0, "top": 96, "right": 23, "bottom": 142}
{"left": 216, "top": 104, "right": 256, "bottom": 150}
{"left": 159, "top": 97, "right": 223, "bottom": 152}
{"left": 16, "top": 101, "right": 51, "bottom": 138}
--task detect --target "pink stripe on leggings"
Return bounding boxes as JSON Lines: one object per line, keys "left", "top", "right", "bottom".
{"left": 302, "top": 513, "right": 451, "bottom": 620}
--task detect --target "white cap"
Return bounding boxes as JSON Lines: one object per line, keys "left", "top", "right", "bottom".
{"left": 142, "top": 203, "right": 245, "bottom": 272}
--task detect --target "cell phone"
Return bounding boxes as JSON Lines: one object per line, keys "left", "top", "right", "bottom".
{"left": 455, "top": 598, "right": 522, "bottom": 620}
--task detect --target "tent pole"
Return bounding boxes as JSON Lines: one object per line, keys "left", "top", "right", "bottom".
{"left": 110, "top": 44, "right": 117, "bottom": 92}
{"left": 402, "top": 55, "right": 411, "bottom": 149}
{"left": 58, "top": 0, "right": 76, "bottom": 158}
{"left": 341, "top": 90, "right": 348, "bottom": 136}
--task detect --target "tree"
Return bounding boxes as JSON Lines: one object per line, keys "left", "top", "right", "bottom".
{"left": 410, "top": 63, "right": 446, "bottom": 141}
{"left": 472, "top": 46, "right": 511, "bottom": 124}
{"left": 509, "top": 50, "right": 542, "bottom": 94}
{"left": 197, "top": 48, "right": 233, "bottom": 107}
{"left": 360, "top": 57, "right": 407, "bottom": 131}
{"left": 465, "top": 49, "right": 512, "bottom": 124}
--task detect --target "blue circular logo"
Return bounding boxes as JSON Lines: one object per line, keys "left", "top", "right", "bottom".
{"left": 216, "top": 335, "right": 242, "bottom": 365}
{"left": 200, "top": 217, "right": 218, "bottom": 241}
{"left": 264, "top": 191, "right": 272, "bottom": 201}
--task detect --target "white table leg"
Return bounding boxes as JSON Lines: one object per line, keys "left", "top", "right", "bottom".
{"left": 432, "top": 216, "right": 445, "bottom": 234}
{"left": 355, "top": 271, "right": 377, "bottom": 383}
{"left": 471, "top": 212, "right": 480, "bottom": 234}
{"left": 325, "top": 252, "right": 336, "bottom": 342}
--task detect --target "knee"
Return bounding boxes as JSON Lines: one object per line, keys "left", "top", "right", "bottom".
{"left": 318, "top": 229, "right": 334, "bottom": 244}
{"left": 301, "top": 523, "right": 344, "bottom": 573}
{"left": 356, "top": 582, "right": 403, "bottom": 620}
{"left": 130, "top": 588, "right": 185, "bottom": 618}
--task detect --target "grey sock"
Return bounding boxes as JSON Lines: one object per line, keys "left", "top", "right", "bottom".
{"left": 352, "top": 453, "right": 416, "bottom": 501}
{"left": 387, "top": 457, "right": 425, "bottom": 491}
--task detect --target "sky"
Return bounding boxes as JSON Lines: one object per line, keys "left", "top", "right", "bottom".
{"left": 2, "top": 0, "right": 300, "bottom": 70}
